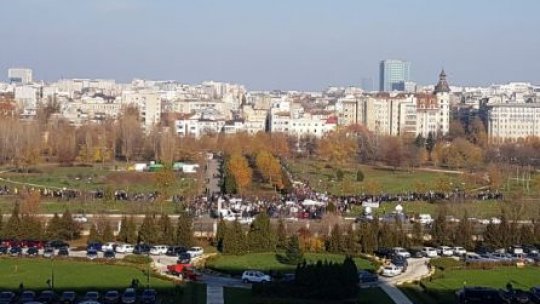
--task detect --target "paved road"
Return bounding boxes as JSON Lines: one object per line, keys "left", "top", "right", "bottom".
{"left": 378, "top": 257, "right": 430, "bottom": 304}
{"left": 205, "top": 156, "right": 221, "bottom": 196}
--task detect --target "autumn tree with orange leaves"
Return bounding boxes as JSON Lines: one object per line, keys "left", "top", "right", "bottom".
{"left": 226, "top": 153, "right": 252, "bottom": 194}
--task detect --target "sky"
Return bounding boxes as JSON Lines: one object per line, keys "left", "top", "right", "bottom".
{"left": 1, "top": 0, "right": 539, "bottom": 90}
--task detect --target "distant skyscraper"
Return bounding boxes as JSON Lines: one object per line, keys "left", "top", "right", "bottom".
{"left": 379, "top": 60, "right": 410, "bottom": 92}
{"left": 8, "top": 68, "right": 33, "bottom": 84}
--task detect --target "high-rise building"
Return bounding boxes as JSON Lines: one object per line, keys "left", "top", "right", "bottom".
{"left": 8, "top": 68, "right": 33, "bottom": 84}
{"left": 379, "top": 60, "right": 410, "bottom": 92}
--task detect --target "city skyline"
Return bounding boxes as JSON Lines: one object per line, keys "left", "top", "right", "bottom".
{"left": 1, "top": 0, "right": 540, "bottom": 90}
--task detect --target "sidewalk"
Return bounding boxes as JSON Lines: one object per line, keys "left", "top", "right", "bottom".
{"left": 206, "top": 285, "right": 224, "bottom": 304}
{"left": 380, "top": 283, "right": 413, "bottom": 304}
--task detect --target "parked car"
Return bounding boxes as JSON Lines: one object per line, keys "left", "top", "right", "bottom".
{"left": 84, "top": 291, "right": 100, "bottom": 302}
{"left": 102, "top": 242, "right": 116, "bottom": 252}
{"left": 140, "top": 289, "right": 156, "bottom": 304}
{"left": 121, "top": 288, "right": 136, "bottom": 304}
{"left": 177, "top": 252, "right": 191, "bottom": 264}
{"left": 453, "top": 247, "right": 467, "bottom": 256}
{"left": 59, "top": 291, "right": 77, "bottom": 304}
{"left": 149, "top": 245, "right": 168, "bottom": 255}
{"left": 393, "top": 247, "right": 411, "bottom": 259}
{"left": 510, "top": 245, "right": 524, "bottom": 254}
{"left": 280, "top": 273, "right": 295, "bottom": 283}
{"left": 408, "top": 247, "right": 424, "bottom": 259}
{"left": 86, "top": 249, "right": 98, "bottom": 260}
{"left": 391, "top": 256, "right": 408, "bottom": 273}
{"left": 381, "top": 265, "right": 401, "bottom": 277}
{"left": 166, "top": 246, "right": 187, "bottom": 256}
{"left": 133, "top": 244, "right": 151, "bottom": 255}
{"left": 72, "top": 214, "right": 88, "bottom": 223}
{"left": 241, "top": 270, "right": 271, "bottom": 283}
{"left": 115, "top": 244, "right": 134, "bottom": 254}
{"left": 464, "top": 252, "right": 490, "bottom": 263}
{"left": 47, "top": 240, "right": 69, "bottom": 249}
{"left": 488, "top": 252, "right": 513, "bottom": 262}
{"left": 374, "top": 247, "right": 394, "bottom": 259}
{"left": 26, "top": 247, "right": 39, "bottom": 257}
{"left": 43, "top": 247, "right": 54, "bottom": 258}
{"left": 456, "top": 287, "right": 507, "bottom": 304}
{"left": 437, "top": 246, "right": 454, "bottom": 257}
{"left": 103, "top": 291, "right": 120, "bottom": 304}
{"left": 422, "top": 247, "right": 438, "bottom": 258}
{"left": 0, "top": 246, "right": 8, "bottom": 255}
{"left": 87, "top": 242, "right": 103, "bottom": 252}
{"left": 186, "top": 247, "right": 204, "bottom": 258}
{"left": 104, "top": 250, "right": 116, "bottom": 259}
{"left": 9, "top": 246, "right": 22, "bottom": 256}
{"left": 417, "top": 214, "right": 433, "bottom": 225}
{"left": 0, "top": 291, "right": 16, "bottom": 304}
{"left": 523, "top": 245, "right": 539, "bottom": 255}
{"left": 358, "top": 270, "right": 378, "bottom": 284}
{"left": 58, "top": 247, "right": 69, "bottom": 257}
{"left": 20, "top": 291, "right": 36, "bottom": 304}
{"left": 37, "top": 290, "right": 56, "bottom": 304}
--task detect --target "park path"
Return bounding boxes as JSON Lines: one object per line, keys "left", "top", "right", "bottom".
{"left": 379, "top": 257, "right": 430, "bottom": 304}
{"left": 206, "top": 286, "right": 224, "bottom": 304}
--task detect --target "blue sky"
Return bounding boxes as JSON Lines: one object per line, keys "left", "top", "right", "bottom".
{"left": 1, "top": 0, "right": 539, "bottom": 90}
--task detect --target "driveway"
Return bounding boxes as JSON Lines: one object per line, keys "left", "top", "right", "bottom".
{"left": 378, "top": 257, "right": 430, "bottom": 304}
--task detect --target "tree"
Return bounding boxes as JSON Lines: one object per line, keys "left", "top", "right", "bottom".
{"left": 455, "top": 211, "right": 474, "bottom": 250}
{"left": 381, "top": 136, "right": 404, "bottom": 169}
{"left": 226, "top": 153, "right": 252, "bottom": 194}
{"left": 335, "top": 169, "right": 344, "bottom": 182}
{"left": 0, "top": 213, "right": 3, "bottom": 239}
{"left": 343, "top": 225, "right": 357, "bottom": 255}
{"left": 276, "top": 219, "right": 287, "bottom": 249}
{"left": 138, "top": 213, "right": 159, "bottom": 244}
{"left": 317, "top": 130, "right": 357, "bottom": 165}
{"left": 176, "top": 212, "right": 194, "bottom": 247}
{"left": 20, "top": 191, "right": 41, "bottom": 215}
{"left": 4, "top": 204, "right": 23, "bottom": 240}
{"left": 154, "top": 166, "right": 176, "bottom": 212}
{"left": 356, "top": 169, "right": 364, "bottom": 182}
{"left": 88, "top": 224, "right": 100, "bottom": 243}
{"left": 158, "top": 214, "right": 175, "bottom": 245}
{"left": 101, "top": 221, "right": 115, "bottom": 242}
{"left": 223, "top": 220, "right": 247, "bottom": 255}
{"left": 247, "top": 212, "right": 275, "bottom": 252}
{"left": 46, "top": 213, "right": 63, "bottom": 240}
{"left": 118, "top": 216, "right": 137, "bottom": 244}
{"left": 431, "top": 206, "right": 450, "bottom": 246}
{"left": 327, "top": 224, "right": 343, "bottom": 253}
{"left": 425, "top": 132, "right": 436, "bottom": 153}
{"left": 284, "top": 235, "right": 304, "bottom": 265}
{"left": 411, "top": 222, "right": 423, "bottom": 246}
{"left": 486, "top": 164, "right": 504, "bottom": 190}
{"left": 59, "top": 210, "right": 80, "bottom": 240}
{"left": 215, "top": 219, "right": 227, "bottom": 252}
{"left": 21, "top": 215, "right": 43, "bottom": 240}
{"left": 255, "top": 150, "right": 283, "bottom": 190}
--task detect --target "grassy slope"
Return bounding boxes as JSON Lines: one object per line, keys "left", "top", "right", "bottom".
{"left": 402, "top": 267, "right": 540, "bottom": 304}
{"left": 206, "top": 252, "right": 373, "bottom": 276}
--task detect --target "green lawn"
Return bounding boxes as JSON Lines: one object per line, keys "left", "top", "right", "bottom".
{"left": 286, "top": 159, "right": 461, "bottom": 195}
{"left": 401, "top": 266, "right": 540, "bottom": 304}
{"left": 224, "top": 287, "right": 393, "bottom": 304}
{"left": 206, "top": 252, "right": 373, "bottom": 276}
{"left": 0, "top": 164, "right": 198, "bottom": 194}
{"left": 0, "top": 257, "right": 205, "bottom": 304}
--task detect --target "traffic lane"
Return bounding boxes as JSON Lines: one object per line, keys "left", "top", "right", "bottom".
{"left": 379, "top": 257, "right": 430, "bottom": 284}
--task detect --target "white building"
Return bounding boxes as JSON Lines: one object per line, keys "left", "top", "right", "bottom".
{"left": 485, "top": 103, "right": 540, "bottom": 142}
{"left": 8, "top": 68, "right": 33, "bottom": 84}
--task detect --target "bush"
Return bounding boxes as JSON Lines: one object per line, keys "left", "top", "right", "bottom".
{"left": 123, "top": 254, "right": 152, "bottom": 265}
{"left": 430, "top": 258, "right": 462, "bottom": 271}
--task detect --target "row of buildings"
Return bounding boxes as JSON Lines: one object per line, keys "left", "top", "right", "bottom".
{"left": 2, "top": 68, "right": 540, "bottom": 141}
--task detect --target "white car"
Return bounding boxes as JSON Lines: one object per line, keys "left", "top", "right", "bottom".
{"left": 115, "top": 244, "right": 134, "bottom": 254}
{"left": 381, "top": 265, "right": 401, "bottom": 277}
{"left": 241, "top": 270, "right": 271, "bottom": 283}
{"left": 422, "top": 247, "right": 438, "bottom": 258}
{"left": 393, "top": 247, "right": 411, "bottom": 259}
{"left": 187, "top": 246, "right": 204, "bottom": 258}
{"left": 453, "top": 247, "right": 467, "bottom": 256}
{"left": 417, "top": 214, "right": 433, "bottom": 225}
{"left": 437, "top": 246, "right": 454, "bottom": 256}
{"left": 150, "top": 245, "right": 168, "bottom": 255}
{"left": 72, "top": 214, "right": 88, "bottom": 223}
{"left": 102, "top": 242, "right": 116, "bottom": 252}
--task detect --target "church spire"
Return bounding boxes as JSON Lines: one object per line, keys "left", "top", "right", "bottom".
{"left": 434, "top": 69, "right": 450, "bottom": 94}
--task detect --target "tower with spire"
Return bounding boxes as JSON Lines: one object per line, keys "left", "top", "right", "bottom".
{"left": 434, "top": 69, "right": 451, "bottom": 94}
{"left": 434, "top": 69, "right": 450, "bottom": 134}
